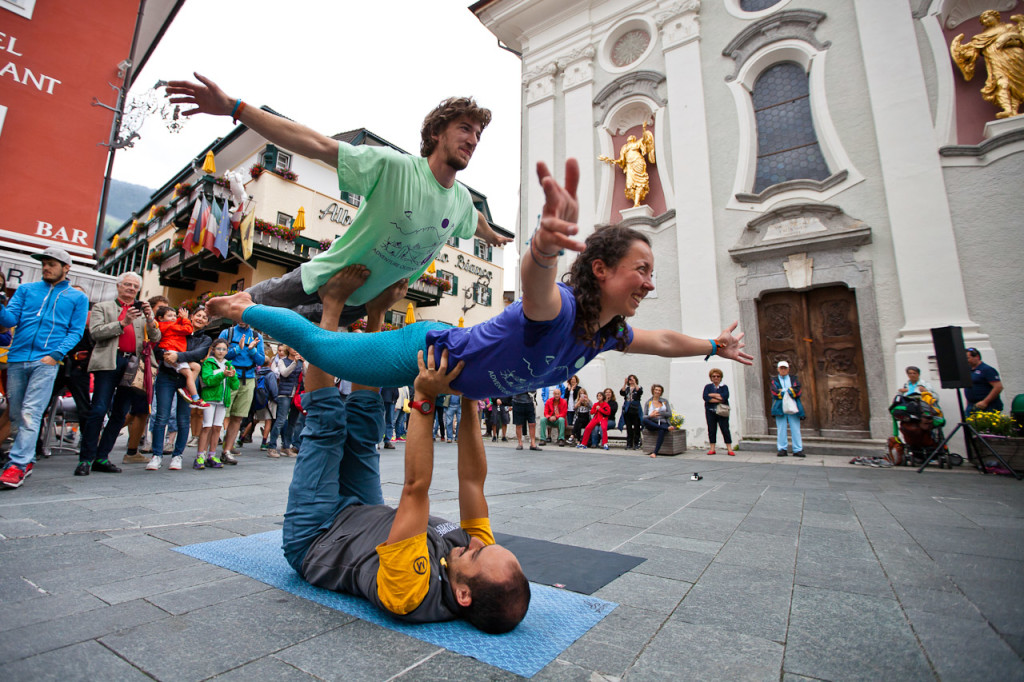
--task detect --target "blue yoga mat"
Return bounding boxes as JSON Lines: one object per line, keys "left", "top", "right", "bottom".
{"left": 174, "top": 530, "right": 617, "bottom": 678}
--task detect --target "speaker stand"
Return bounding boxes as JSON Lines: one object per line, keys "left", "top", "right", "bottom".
{"left": 917, "top": 390, "right": 1021, "bottom": 479}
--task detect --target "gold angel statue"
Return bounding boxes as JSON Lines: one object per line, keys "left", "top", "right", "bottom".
{"left": 599, "top": 122, "right": 656, "bottom": 207}
{"left": 950, "top": 10, "right": 1024, "bottom": 119}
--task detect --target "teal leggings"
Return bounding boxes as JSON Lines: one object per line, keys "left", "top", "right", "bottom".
{"left": 242, "top": 305, "right": 446, "bottom": 387}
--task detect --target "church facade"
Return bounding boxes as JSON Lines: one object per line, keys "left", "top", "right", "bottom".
{"left": 472, "top": 0, "right": 1023, "bottom": 446}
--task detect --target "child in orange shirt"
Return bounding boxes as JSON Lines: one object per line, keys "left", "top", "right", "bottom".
{"left": 155, "top": 306, "right": 208, "bottom": 407}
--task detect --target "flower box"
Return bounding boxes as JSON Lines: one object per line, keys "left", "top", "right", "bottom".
{"left": 977, "top": 435, "right": 1024, "bottom": 473}
{"left": 644, "top": 428, "right": 687, "bottom": 456}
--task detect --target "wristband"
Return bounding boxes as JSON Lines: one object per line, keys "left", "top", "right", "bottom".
{"left": 704, "top": 338, "right": 717, "bottom": 361}
{"left": 231, "top": 99, "right": 247, "bottom": 124}
{"left": 530, "top": 227, "right": 564, "bottom": 257}
{"left": 528, "top": 239, "right": 556, "bottom": 270}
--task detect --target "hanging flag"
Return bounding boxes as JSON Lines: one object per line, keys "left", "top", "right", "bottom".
{"left": 213, "top": 198, "right": 231, "bottom": 258}
{"left": 204, "top": 198, "right": 222, "bottom": 253}
{"left": 182, "top": 198, "right": 203, "bottom": 253}
{"left": 239, "top": 208, "right": 255, "bottom": 260}
{"left": 193, "top": 195, "right": 211, "bottom": 255}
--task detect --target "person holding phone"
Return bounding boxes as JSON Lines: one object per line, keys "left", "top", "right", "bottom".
{"left": 78, "top": 271, "right": 161, "bottom": 477}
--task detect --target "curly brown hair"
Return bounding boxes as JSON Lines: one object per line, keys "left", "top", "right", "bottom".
{"left": 563, "top": 225, "right": 651, "bottom": 351}
{"left": 420, "top": 97, "right": 492, "bottom": 157}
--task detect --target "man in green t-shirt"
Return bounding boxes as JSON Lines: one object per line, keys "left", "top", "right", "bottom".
{"left": 166, "top": 74, "right": 511, "bottom": 325}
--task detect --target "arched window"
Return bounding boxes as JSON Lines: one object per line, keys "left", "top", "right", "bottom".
{"left": 751, "top": 62, "right": 830, "bottom": 193}
{"left": 740, "top": 0, "right": 782, "bottom": 11}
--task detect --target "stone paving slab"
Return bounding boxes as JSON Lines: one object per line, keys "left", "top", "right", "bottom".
{"left": 0, "top": 439, "right": 1022, "bottom": 680}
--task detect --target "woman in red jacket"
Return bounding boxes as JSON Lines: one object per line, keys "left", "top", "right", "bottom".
{"left": 578, "top": 393, "right": 611, "bottom": 450}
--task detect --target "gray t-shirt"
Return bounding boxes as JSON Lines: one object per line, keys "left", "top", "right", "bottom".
{"left": 300, "top": 504, "right": 470, "bottom": 623}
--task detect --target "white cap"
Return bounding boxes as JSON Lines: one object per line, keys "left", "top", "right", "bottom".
{"left": 777, "top": 360, "right": 790, "bottom": 368}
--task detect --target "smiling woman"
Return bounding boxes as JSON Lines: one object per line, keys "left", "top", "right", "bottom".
{"left": 206, "top": 163, "right": 753, "bottom": 399}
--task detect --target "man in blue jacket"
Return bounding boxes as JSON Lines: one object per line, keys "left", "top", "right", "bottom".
{"left": 0, "top": 247, "right": 89, "bottom": 489}
{"left": 218, "top": 322, "right": 263, "bottom": 459}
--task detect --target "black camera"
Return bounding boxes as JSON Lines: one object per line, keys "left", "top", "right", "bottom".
{"left": 133, "top": 300, "right": 145, "bottom": 311}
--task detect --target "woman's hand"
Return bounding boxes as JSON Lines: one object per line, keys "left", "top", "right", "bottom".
{"left": 714, "top": 321, "right": 755, "bottom": 366}
{"left": 535, "top": 159, "right": 583, "bottom": 255}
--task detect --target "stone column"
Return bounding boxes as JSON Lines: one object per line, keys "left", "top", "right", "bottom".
{"left": 852, "top": 0, "right": 993, "bottom": 381}
{"left": 658, "top": 1, "right": 728, "bottom": 444}
{"left": 558, "top": 46, "right": 597, "bottom": 243}
{"left": 523, "top": 61, "right": 558, "bottom": 260}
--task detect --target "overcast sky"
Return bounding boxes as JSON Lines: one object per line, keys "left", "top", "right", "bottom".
{"left": 112, "top": 0, "right": 524, "bottom": 268}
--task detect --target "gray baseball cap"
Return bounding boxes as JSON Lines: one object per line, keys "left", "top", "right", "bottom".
{"left": 32, "top": 246, "right": 73, "bottom": 266}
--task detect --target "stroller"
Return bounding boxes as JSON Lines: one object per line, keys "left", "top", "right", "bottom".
{"left": 887, "top": 392, "right": 963, "bottom": 468}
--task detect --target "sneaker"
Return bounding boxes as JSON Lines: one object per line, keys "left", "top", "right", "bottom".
{"left": 176, "top": 388, "right": 192, "bottom": 402}
{"left": 208, "top": 454, "right": 224, "bottom": 469}
{"left": 602, "top": 444, "right": 609, "bottom": 450}
{"left": 193, "top": 455, "right": 206, "bottom": 470}
{"left": 383, "top": 441, "right": 396, "bottom": 449}
{"left": 576, "top": 444, "right": 587, "bottom": 449}
{"left": 123, "top": 452, "right": 149, "bottom": 464}
{"left": 139, "top": 442, "right": 153, "bottom": 454}
{"left": 286, "top": 447, "right": 299, "bottom": 457}
{"left": 267, "top": 448, "right": 281, "bottom": 458}
{"left": 793, "top": 451, "right": 806, "bottom": 458}
{"left": 24, "top": 463, "right": 34, "bottom": 477}
{"left": 187, "top": 435, "right": 199, "bottom": 447}
{"left": 169, "top": 455, "right": 183, "bottom": 471}
{"left": 260, "top": 442, "right": 270, "bottom": 451}
{"left": 146, "top": 456, "right": 162, "bottom": 471}
{"left": 1, "top": 465, "right": 26, "bottom": 488}
{"left": 394, "top": 436, "right": 406, "bottom": 442}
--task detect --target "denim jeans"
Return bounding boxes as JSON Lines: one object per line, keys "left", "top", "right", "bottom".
{"left": 642, "top": 417, "right": 671, "bottom": 454}
{"left": 291, "top": 410, "right": 308, "bottom": 449}
{"left": 282, "top": 389, "right": 383, "bottom": 572}
{"left": 6, "top": 360, "right": 60, "bottom": 468}
{"left": 268, "top": 395, "right": 293, "bottom": 449}
{"left": 775, "top": 414, "right": 803, "bottom": 453}
{"left": 383, "top": 403, "right": 396, "bottom": 441}
{"left": 443, "top": 402, "right": 460, "bottom": 440}
{"left": 80, "top": 354, "right": 135, "bottom": 463}
{"left": 394, "top": 410, "right": 407, "bottom": 438}
{"left": 151, "top": 371, "right": 192, "bottom": 458}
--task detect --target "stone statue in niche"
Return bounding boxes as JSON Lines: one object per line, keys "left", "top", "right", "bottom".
{"left": 599, "top": 121, "right": 656, "bottom": 207}
{"left": 950, "top": 10, "right": 1024, "bottom": 119}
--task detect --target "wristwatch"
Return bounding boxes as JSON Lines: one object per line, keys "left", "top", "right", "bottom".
{"left": 408, "top": 399, "right": 435, "bottom": 415}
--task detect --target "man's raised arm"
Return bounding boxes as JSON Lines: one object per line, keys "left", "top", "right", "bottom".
{"left": 385, "top": 347, "right": 464, "bottom": 546}
{"left": 456, "top": 397, "right": 489, "bottom": 522}
{"left": 166, "top": 73, "right": 339, "bottom": 167}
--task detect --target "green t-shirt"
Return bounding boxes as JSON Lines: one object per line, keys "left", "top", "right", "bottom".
{"left": 300, "top": 144, "right": 478, "bottom": 305}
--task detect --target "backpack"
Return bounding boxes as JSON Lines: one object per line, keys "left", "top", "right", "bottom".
{"left": 253, "top": 370, "right": 277, "bottom": 411}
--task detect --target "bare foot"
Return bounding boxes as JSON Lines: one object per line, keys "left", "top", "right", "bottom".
{"left": 649, "top": 453, "right": 656, "bottom": 458}
{"left": 207, "top": 291, "right": 254, "bottom": 323}
{"left": 318, "top": 265, "right": 370, "bottom": 307}
{"left": 366, "top": 279, "right": 410, "bottom": 320}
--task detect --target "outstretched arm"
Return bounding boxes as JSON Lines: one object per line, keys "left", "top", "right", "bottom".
{"left": 475, "top": 211, "right": 513, "bottom": 247}
{"left": 456, "top": 397, "right": 488, "bottom": 521}
{"left": 165, "top": 73, "right": 339, "bottom": 166}
{"left": 520, "top": 159, "right": 582, "bottom": 322}
{"left": 628, "top": 321, "right": 754, "bottom": 365}
{"left": 386, "top": 347, "right": 464, "bottom": 546}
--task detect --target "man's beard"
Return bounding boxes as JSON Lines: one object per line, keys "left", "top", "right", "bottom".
{"left": 446, "top": 147, "right": 469, "bottom": 171}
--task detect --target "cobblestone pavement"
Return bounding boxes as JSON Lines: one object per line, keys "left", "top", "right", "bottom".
{"left": 1, "top": 436, "right": 1022, "bottom": 681}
